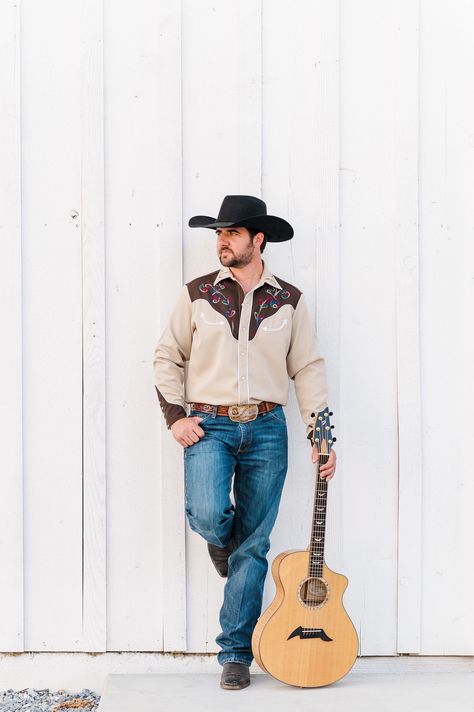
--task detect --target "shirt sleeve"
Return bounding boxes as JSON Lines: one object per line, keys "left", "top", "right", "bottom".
{"left": 286, "top": 292, "right": 329, "bottom": 437}
{"left": 153, "top": 284, "right": 193, "bottom": 429}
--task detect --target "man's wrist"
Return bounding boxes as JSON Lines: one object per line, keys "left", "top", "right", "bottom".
{"left": 166, "top": 409, "right": 188, "bottom": 430}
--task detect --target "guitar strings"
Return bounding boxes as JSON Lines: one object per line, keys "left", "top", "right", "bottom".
{"left": 302, "top": 420, "right": 331, "bottom": 673}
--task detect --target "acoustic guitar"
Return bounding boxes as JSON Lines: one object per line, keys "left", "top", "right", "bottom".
{"left": 251, "top": 409, "right": 358, "bottom": 687}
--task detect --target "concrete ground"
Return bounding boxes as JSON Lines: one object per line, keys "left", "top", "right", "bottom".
{"left": 97, "top": 669, "right": 473, "bottom": 712}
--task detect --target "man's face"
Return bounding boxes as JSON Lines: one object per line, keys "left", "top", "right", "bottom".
{"left": 216, "top": 226, "right": 261, "bottom": 268}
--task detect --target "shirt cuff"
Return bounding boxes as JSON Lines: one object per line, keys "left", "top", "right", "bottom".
{"left": 155, "top": 387, "right": 187, "bottom": 429}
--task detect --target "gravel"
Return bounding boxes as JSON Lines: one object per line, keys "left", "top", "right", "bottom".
{"left": 0, "top": 688, "right": 100, "bottom": 711}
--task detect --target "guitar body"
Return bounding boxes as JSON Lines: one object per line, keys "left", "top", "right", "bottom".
{"left": 252, "top": 549, "right": 359, "bottom": 687}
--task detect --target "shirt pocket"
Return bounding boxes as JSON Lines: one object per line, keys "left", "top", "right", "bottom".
{"left": 200, "top": 311, "right": 226, "bottom": 327}
{"left": 262, "top": 318, "right": 288, "bottom": 332}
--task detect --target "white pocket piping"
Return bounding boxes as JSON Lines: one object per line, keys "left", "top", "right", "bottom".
{"left": 201, "top": 311, "right": 225, "bottom": 326}
{"left": 262, "top": 318, "right": 288, "bottom": 332}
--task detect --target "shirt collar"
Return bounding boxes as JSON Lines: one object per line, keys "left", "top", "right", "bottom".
{"left": 213, "top": 260, "right": 282, "bottom": 290}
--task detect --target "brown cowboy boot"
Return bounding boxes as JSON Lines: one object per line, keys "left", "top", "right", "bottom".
{"left": 220, "top": 662, "right": 250, "bottom": 690}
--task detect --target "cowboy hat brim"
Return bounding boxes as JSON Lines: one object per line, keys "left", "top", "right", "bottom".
{"left": 188, "top": 213, "right": 293, "bottom": 242}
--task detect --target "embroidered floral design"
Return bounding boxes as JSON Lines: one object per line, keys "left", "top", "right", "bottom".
{"left": 198, "top": 281, "right": 236, "bottom": 332}
{"left": 253, "top": 287, "right": 290, "bottom": 327}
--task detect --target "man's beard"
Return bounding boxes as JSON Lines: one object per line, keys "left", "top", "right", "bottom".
{"left": 219, "top": 239, "right": 254, "bottom": 268}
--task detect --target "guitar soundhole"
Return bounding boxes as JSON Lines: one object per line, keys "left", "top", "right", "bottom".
{"left": 298, "top": 577, "right": 329, "bottom": 608}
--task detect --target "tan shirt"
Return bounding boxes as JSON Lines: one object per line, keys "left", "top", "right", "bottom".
{"left": 153, "top": 260, "right": 329, "bottom": 438}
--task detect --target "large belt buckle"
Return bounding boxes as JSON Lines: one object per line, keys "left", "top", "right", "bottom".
{"left": 228, "top": 404, "right": 259, "bottom": 423}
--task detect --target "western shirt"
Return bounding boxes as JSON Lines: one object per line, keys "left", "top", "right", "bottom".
{"left": 153, "top": 260, "right": 330, "bottom": 439}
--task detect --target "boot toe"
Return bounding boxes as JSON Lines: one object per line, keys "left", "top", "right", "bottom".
{"left": 220, "top": 662, "right": 250, "bottom": 690}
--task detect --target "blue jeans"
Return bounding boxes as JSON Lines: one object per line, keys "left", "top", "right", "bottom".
{"left": 184, "top": 404, "right": 288, "bottom": 666}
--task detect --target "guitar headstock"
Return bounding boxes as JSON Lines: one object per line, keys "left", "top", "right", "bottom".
{"left": 308, "top": 408, "right": 336, "bottom": 455}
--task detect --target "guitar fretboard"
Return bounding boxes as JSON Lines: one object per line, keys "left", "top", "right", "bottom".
{"left": 308, "top": 454, "right": 330, "bottom": 578}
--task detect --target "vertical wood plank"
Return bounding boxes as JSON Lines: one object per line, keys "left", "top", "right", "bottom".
{"left": 394, "top": 0, "right": 422, "bottom": 654}
{"left": 418, "top": 0, "right": 474, "bottom": 653}
{"left": 81, "top": 0, "right": 107, "bottom": 651}
{"left": 0, "top": 0, "right": 23, "bottom": 652}
{"left": 104, "top": 0, "right": 184, "bottom": 651}
{"left": 156, "top": 0, "right": 187, "bottom": 652}
{"left": 339, "top": 0, "right": 401, "bottom": 655}
{"left": 22, "top": 0, "right": 85, "bottom": 650}
{"left": 181, "top": 0, "right": 262, "bottom": 653}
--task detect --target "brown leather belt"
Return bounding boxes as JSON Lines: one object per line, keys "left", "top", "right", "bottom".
{"left": 191, "top": 401, "right": 277, "bottom": 423}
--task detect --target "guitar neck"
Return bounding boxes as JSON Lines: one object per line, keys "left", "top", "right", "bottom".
{"left": 308, "top": 454, "right": 330, "bottom": 578}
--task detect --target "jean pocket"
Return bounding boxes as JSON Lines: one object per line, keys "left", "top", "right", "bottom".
{"left": 190, "top": 410, "right": 213, "bottom": 423}
{"left": 267, "top": 406, "right": 286, "bottom": 424}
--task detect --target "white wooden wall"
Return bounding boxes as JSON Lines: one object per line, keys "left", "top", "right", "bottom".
{"left": 0, "top": 0, "right": 472, "bottom": 657}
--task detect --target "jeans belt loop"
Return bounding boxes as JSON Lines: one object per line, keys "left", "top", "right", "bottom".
{"left": 212, "top": 404, "right": 218, "bottom": 418}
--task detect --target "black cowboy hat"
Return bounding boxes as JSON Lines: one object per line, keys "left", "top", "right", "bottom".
{"left": 188, "top": 195, "right": 294, "bottom": 242}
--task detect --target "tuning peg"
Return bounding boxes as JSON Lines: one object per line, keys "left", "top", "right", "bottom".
{"left": 330, "top": 425, "right": 335, "bottom": 429}
{"left": 332, "top": 437, "right": 337, "bottom": 442}
{"left": 329, "top": 411, "right": 333, "bottom": 416}
{"left": 311, "top": 412, "right": 315, "bottom": 417}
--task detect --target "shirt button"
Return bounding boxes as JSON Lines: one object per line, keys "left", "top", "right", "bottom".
{"left": 241, "top": 352, "right": 245, "bottom": 356}
{"left": 241, "top": 376, "right": 245, "bottom": 380}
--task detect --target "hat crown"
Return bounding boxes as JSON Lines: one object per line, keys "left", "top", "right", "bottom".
{"left": 217, "top": 195, "right": 267, "bottom": 223}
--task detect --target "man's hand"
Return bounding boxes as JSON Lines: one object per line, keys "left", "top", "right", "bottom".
{"left": 171, "top": 416, "right": 206, "bottom": 448}
{"left": 312, "top": 445, "right": 337, "bottom": 481}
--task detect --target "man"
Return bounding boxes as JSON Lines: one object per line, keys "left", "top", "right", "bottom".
{"left": 153, "top": 195, "right": 336, "bottom": 690}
